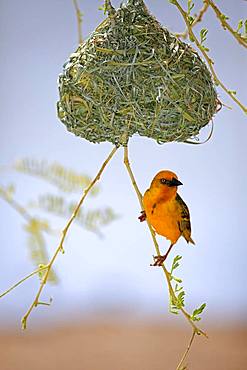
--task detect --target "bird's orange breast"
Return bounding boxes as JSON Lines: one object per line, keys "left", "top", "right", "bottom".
{"left": 143, "top": 190, "right": 181, "bottom": 244}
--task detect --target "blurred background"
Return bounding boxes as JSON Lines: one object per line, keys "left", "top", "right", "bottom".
{"left": 1, "top": 0, "right": 247, "bottom": 369}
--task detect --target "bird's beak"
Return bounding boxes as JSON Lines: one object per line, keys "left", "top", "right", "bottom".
{"left": 170, "top": 177, "right": 183, "bottom": 187}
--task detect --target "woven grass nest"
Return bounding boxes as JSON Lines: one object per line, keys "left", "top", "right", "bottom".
{"left": 57, "top": 0, "right": 218, "bottom": 145}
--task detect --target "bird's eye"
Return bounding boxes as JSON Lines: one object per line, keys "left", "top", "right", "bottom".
{"left": 160, "top": 178, "right": 168, "bottom": 185}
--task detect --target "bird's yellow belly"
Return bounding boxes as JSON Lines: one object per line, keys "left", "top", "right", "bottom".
{"left": 144, "top": 199, "right": 181, "bottom": 244}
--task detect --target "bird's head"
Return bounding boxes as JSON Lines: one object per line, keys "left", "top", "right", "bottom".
{"left": 150, "top": 170, "right": 183, "bottom": 199}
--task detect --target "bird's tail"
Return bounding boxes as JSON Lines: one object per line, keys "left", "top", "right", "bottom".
{"left": 183, "top": 232, "right": 195, "bottom": 245}
{"left": 188, "top": 236, "right": 195, "bottom": 245}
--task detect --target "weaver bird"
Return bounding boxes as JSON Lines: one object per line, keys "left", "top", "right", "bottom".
{"left": 140, "top": 170, "right": 195, "bottom": 266}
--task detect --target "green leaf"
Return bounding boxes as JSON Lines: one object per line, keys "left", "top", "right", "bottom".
{"left": 177, "top": 291, "right": 185, "bottom": 308}
{"left": 169, "top": 292, "right": 179, "bottom": 314}
{"left": 189, "top": 34, "right": 195, "bottom": 42}
{"left": 192, "top": 303, "right": 206, "bottom": 317}
{"left": 187, "top": 0, "right": 194, "bottom": 14}
{"left": 175, "top": 283, "right": 183, "bottom": 292}
{"left": 14, "top": 159, "right": 100, "bottom": 195}
{"left": 0, "top": 184, "right": 15, "bottom": 200}
{"left": 25, "top": 220, "right": 58, "bottom": 283}
{"left": 170, "top": 308, "right": 179, "bottom": 315}
{"left": 201, "top": 45, "right": 210, "bottom": 52}
{"left": 172, "top": 276, "right": 183, "bottom": 283}
{"left": 228, "top": 90, "right": 237, "bottom": 95}
{"left": 191, "top": 303, "right": 206, "bottom": 321}
{"left": 170, "top": 255, "right": 182, "bottom": 275}
{"left": 220, "top": 13, "right": 229, "bottom": 21}
{"left": 200, "top": 28, "right": 208, "bottom": 44}
{"left": 32, "top": 194, "right": 118, "bottom": 236}
{"left": 236, "top": 19, "right": 243, "bottom": 33}
{"left": 188, "top": 15, "right": 195, "bottom": 25}
{"left": 98, "top": 4, "right": 106, "bottom": 12}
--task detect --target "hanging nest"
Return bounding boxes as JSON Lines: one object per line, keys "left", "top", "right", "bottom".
{"left": 57, "top": 0, "right": 218, "bottom": 145}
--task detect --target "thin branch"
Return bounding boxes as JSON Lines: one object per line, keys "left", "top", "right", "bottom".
{"left": 0, "top": 188, "right": 32, "bottom": 223}
{"left": 176, "top": 329, "right": 196, "bottom": 370}
{"left": 21, "top": 146, "right": 118, "bottom": 329}
{"left": 206, "top": 0, "right": 247, "bottom": 49}
{"left": 0, "top": 188, "right": 55, "bottom": 236}
{"left": 0, "top": 265, "right": 48, "bottom": 299}
{"left": 176, "top": 2, "right": 209, "bottom": 39}
{"left": 123, "top": 145, "right": 207, "bottom": 337}
{"left": 72, "top": 0, "right": 83, "bottom": 44}
{"left": 171, "top": 0, "right": 247, "bottom": 115}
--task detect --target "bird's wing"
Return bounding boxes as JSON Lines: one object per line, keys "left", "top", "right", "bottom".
{"left": 175, "top": 193, "right": 195, "bottom": 244}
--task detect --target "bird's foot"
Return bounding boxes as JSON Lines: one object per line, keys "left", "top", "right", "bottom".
{"left": 138, "top": 210, "right": 146, "bottom": 222}
{"left": 151, "top": 254, "right": 167, "bottom": 267}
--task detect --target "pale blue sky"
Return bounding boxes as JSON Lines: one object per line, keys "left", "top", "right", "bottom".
{"left": 0, "top": 0, "right": 247, "bottom": 329}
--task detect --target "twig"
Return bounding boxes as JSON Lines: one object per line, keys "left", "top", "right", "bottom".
{"left": 0, "top": 189, "right": 33, "bottom": 223}
{"left": 0, "top": 188, "right": 54, "bottom": 236}
{"left": 176, "top": 2, "right": 209, "bottom": 39}
{"left": 0, "top": 186, "right": 59, "bottom": 282}
{"left": 72, "top": 0, "right": 83, "bottom": 44}
{"left": 206, "top": 0, "right": 247, "bottom": 49}
{"left": 0, "top": 265, "right": 48, "bottom": 299}
{"left": 171, "top": 0, "right": 247, "bottom": 115}
{"left": 21, "top": 146, "right": 118, "bottom": 329}
{"left": 176, "top": 329, "right": 196, "bottom": 370}
{"left": 123, "top": 145, "right": 206, "bottom": 368}
{"left": 123, "top": 145, "right": 207, "bottom": 338}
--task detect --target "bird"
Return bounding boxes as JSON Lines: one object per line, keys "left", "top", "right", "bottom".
{"left": 139, "top": 170, "right": 195, "bottom": 266}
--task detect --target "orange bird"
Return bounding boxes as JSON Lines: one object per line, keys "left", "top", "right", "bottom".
{"left": 140, "top": 170, "right": 195, "bottom": 266}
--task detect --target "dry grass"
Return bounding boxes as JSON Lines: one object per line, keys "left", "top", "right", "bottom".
{"left": 57, "top": 0, "right": 217, "bottom": 145}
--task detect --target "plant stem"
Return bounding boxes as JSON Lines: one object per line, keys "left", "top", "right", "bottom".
{"left": 72, "top": 0, "right": 83, "bottom": 44}
{"left": 0, "top": 189, "right": 33, "bottom": 223}
{"left": 0, "top": 187, "right": 58, "bottom": 240}
{"left": 21, "top": 146, "right": 118, "bottom": 329}
{"left": 171, "top": 0, "right": 247, "bottom": 115}
{"left": 206, "top": 0, "right": 247, "bottom": 49}
{"left": 176, "top": 2, "right": 209, "bottom": 39}
{"left": 176, "top": 329, "right": 196, "bottom": 370}
{"left": 0, "top": 265, "right": 48, "bottom": 299}
{"left": 123, "top": 145, "right": 206, "bottom": 367}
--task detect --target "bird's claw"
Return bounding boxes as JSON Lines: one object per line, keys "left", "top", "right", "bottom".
{"left": 138, "top": 210, "right": 146, "bottom": 222}
{"left": 150, "top": 255, "right": 167, "bottom": 267}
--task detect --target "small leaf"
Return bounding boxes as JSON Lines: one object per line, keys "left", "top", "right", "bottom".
{"left": 201, "top": 45, "right": 210, "bottom": 52}
{"left": 189, "top": 34, "right": 195, "bottom": 42}
{"left": 187, "top": 0, "right": 195, "bottom": 14}
{"left": 98, "top": 4, "right": 106, "bottom": 12}
{"left": 175, "top": 283, "right": 183, "bottom": 292}
{"left": 171, "top": 255, "right": 182, "bottom": 271}
{"left": 188, "top": 15, "right": 195, "bottom": 25}
{"left": 170, "top": 308, "right": 179, "bottom": 315}
{"left": 191, "top": 303, "right": 206, "bottom": 321}
{"left": 200, "top": 28, "right": 208, "bottom": 44}
{"left": 177, "top": 291, "right": 185, "bottom": 308}
{"left": 220, "top": 13, "right": 229, "bottom": 21}
{"left": 14, "top": 159, "right": 100, "bottom": 195}
{"left": 236, "top": 19, "right": 243, "bottom": 33}
{"left": 228, "top": 90, "right": 237, "bottom": 95}
{"left": 38, "top": 264, "right": 47, "bottom": 280}
{"left": 172, "top": 276, "right": 183, "bottom": 283}
{"left": 192, "top": 303, "right": 206, "bottom": 317}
